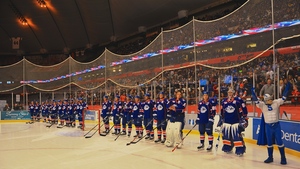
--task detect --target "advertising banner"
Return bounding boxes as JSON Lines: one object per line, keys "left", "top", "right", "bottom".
{"left": 253, "top": 117, "right": 300, "bottom": 152}
{"left": 1, "top": 111, "right": 31, "bottom": 120}
{"left": 85, "top": 110, "right": 96, "bottom": 120}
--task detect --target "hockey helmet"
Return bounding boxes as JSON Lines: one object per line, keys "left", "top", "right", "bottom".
{"left": 263, "top": 94, "right": 273, "bottom": 102}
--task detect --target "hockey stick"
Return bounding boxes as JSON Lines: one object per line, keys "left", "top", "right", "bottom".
{"left": 283, "top": 111, "right": 289, "bottom": 120}
{"left": 214, "top": 127, "right": 222, "bottom": 156}
{"left": 172, "top": 123, "right": 198, "bottom": 152}
{"left": 85, "top": 116, "right": 109, "bottom": 137}
{"left": 46, "top": 121, "right": 55, "bottom": 128}
{"left": 85, "top": 128, "right": 99, "bottom": 138}
{"left": 83, "top": 124, "right": 98, "bottom": 137}
{"left": 126, "top": 119, "right": 154, "bottom": 144}
{"left": 26, "top": 120, "right": 34, "bottom": 124}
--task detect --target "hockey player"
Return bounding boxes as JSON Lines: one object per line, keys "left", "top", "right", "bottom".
{"left": 142, "top": 93, "right": 154, "bottom": 140}
{"left": 29, "top": 101, "right": 35, "bottom": 122}
{"left": 57, "top": 100, "right": 63, "bottom": 126}
{"left": 218, "top": 88, "right": 247, "bottom": 156}
{"left": 165, "top": 91, "right": 186, "bottom": 148}
{"left": 121, "top": 95, "right": 133, "bottom": 136}
{"left": 132, "top": 96, "right": 144, "bottom": 138}
{"left": 77, "top": 98, "right": 87, "bottom": 130}
{"left": 252, "top": 82, "right": 291, "bottom": 165}
{"left": 34, "top": 101, "right": 41, "bottom": 121}
{"left": 153, "top": 92, "right": 169, "bottom": 143}
{"left": 41, "top": 101, "right": 49, "bottom": 123}
{"left": 101, "top": 96, "right": 112, "bottom": 133}
{"left": 68, "top": 99, "right": 76, "bottom": 127}
{"left": 58, "top": 100, "right": 68, "bottom": 127}
{"left": 50, "top": 100, "right": 58, "bottom": 124}
{"left": 196, "top": 91, "right": 216, "bottom": 151}
{"left": 112, "top": 95, "right": 123, "bottom": 134}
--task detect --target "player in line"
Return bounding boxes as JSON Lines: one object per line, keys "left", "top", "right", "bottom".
{"left": 101, "top": 96, "right": 112, "bottom": 133}
{"left": 112, "top": 95, "right": 123, "bottom": 135}
{"left": 196, "top": 91, "right": 216, "bottom": 151}
{"left": 142, "top": 93, "right": 155, "bottom": 140}
{"left": 121, "top": 95, "right": 133, "bottom": 136}
{"left": 165, "top": 91, "right": 186, "bottom": 148}
{"left": 217, "top": 88, "right": 248, "bottom": 156}
{"left": 132, "top": 96, "right": 144, "bottom": 138}
{"left": 153, "top": 92, "right": 169, "bottom": 143}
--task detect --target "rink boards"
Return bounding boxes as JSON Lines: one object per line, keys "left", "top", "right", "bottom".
{"left": 1, "top": 110, "right": 299, "bottom": 155}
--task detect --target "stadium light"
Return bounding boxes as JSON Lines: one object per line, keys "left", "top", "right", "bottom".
{"left": 37, "top": 0, "right": 47, "bottom": 8}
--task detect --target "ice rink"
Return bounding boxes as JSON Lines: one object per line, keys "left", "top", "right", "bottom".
{"left": 0, "top": 122, "right": 299, "bottom": 169}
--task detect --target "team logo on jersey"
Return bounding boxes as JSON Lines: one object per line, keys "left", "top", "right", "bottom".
{"left": 225, "top": 106, "right": 235, "bottom": 113}
{"left": 133, "top": 106, "right": 138, "bottom": 111}
{"left": 157, "top": 105, "right": 163, "bottom": 111}
{"left": 144, "top": 105, "right": 150, "bottom": 110}
{"left": 103, "top": 105, "right": 107, "bottom": 109}
{"left": 113, "top": 105, "right": 117, "bottom": 109}
{"left": 200, "top": 107, "right": 207, "bottom": 113}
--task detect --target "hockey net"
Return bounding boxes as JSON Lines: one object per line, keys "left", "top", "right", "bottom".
{"left": 0, "top": 0, "right": 300, "bottom": 124}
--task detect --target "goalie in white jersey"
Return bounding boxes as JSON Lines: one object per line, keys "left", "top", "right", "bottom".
{"left": 251, "top": 81, "right": 291, "bottom": 165}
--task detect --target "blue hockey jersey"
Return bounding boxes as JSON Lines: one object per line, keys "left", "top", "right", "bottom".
{"left": 142, "top": 99, "right": 154, "bottom": 119}
{"left": 154, "top": 98, "right": 168, "bottom": 120}
{"left": 168, "top": 97, "right": 186, "bottom": 122}
{"left": 197, "top": 98, "right": 216, "bottom": 124}
{"left": 101, "top": 101, "right": 112, "bottom": 117}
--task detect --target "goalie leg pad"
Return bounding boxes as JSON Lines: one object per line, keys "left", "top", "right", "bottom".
{"left": 174, "top": 122, "right": 182, "bottom": 148}
{"left": 165, "top": 121, "right": 173, "bottom": 147}
{"left": 222, "top": 123, "right": 234, "bottom": 152}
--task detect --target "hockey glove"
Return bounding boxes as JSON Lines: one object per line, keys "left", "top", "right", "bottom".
{"left": 207, "top": 118, "right": 214, "bottom": 128}
{"left": 196, "top": 118, "right": 200, "bottom": 124}
{"left": 166, "top": 114, "right": 171, "bottom": 120}
{"left": 153, "top": 112, "right": 157, "bottom": 120}
{"left": 138, "top": 114, "right": 143, "bottom": 119}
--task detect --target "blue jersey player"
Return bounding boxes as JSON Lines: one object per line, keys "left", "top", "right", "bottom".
{"left": 165, "top": 91, "right": 186, "bottom": 148}
{"left": 77, "top": 98, "right": 87, "bottom": 130}
{"left": 101, "top": 96, "right": 112, "bottom": 133}
{"left": 121, "top": 95, "right": 133, "bottom": 136}
{"left": 132, "top": 96, "right": 144, "bottom": 138}
{"left": 112, "top": 95, "right": 123, "bottom": 134}
{"left": 196, "top": 91, "right": 216, "bottom": 151}
{"left": 142, "top": 93, "right": 155, "bottom": 140}
{"left": 29, "top": 101, "right": 35, "bottom": 122}
{"left": 219, "top": 88, "right": 247, "bottom": 156}
{"left": 153, "top": 92, "right": 169, "bottom": 143}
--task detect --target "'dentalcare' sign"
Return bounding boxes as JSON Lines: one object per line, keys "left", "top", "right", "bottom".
{"left": 0, "top": 111, "right": 31, "bottom": 120}
{"left": 252, "top": 117, "right": 300, "bottom": 152}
